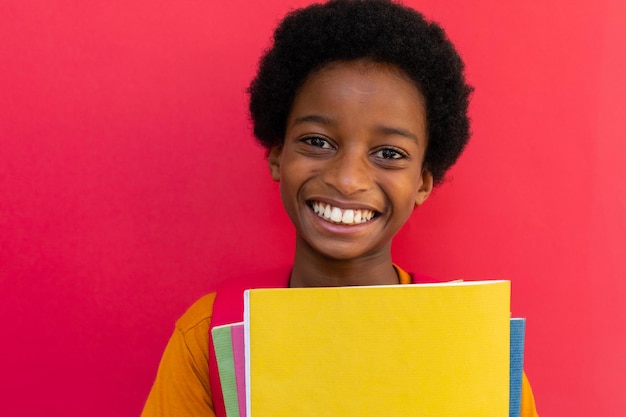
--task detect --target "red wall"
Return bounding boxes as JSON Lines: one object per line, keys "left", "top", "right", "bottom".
{"left": 1, "top": 1, "right": 625, "bottom": 415}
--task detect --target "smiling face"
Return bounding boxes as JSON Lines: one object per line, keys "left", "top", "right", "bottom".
{"left": 269, "top": 60, "right": 433, "bottom": 264}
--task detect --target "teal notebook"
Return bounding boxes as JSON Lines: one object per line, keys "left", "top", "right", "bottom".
{"left": 509, "top": 318, "right": 526, "bottom": 417}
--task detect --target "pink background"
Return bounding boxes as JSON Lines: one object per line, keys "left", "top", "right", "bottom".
{"left": 1, "top": 0, "right": 625, "bottom": 416}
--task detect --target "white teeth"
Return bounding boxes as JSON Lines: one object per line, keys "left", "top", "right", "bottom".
{"left": 341, "top": 209, "right": 354, "bottom": 224}
{"left": 310, "top": 201, "right": 375, "bottom": 225}
{"left": 330, "top": 207, "right": 342, "bottom": 222}
{"left": 323, "top": 204, "right": 332, "bottom": 219}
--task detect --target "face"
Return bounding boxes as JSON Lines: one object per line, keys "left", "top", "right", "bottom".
{"left": 269, "top": 60, "right": 433, "bottom": 262}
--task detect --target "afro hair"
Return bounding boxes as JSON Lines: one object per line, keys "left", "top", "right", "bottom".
{"left": 248, "top": 0, "right": 473, "bottom": 185}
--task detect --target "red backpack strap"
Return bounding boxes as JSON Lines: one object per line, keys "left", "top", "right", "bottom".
{"left": 410, "top": 271, "right": 445, "bottom": 284}
{"left": 208, "top": 267, "right": 291, "bottom": 417}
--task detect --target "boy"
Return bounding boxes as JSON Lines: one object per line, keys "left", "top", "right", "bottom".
{"left": 142, "top": 1, "right": 538, "bottom": 416}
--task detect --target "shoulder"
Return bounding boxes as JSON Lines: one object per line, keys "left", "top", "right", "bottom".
{"left": 141, "top": 293, "right": 218, "bottom": 416}
{"left": 175, "top": 292, "right": 217, "bottom": 334}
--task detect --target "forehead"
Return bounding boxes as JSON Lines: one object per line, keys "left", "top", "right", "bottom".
{"left": 288, "top": 60, "right": 426, "bottom": 131}
{"left": 299, "top": 60, "right": 424, "bottom": 104}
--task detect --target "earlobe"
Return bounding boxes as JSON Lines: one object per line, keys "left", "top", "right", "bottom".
{"left": 415, "top": 169, "right": 434, "bottom": 206}
{"left": 268, "top": 145, "right": 283, "bottom": 182}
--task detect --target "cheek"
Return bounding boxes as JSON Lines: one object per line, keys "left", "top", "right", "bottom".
{"left": 389, "top": 184, "right": 420, "bottom": 219}
{"left": 384, "top": 173, "right": 420, "bottom": 201}
{"left": 278, "top": 172, "right": 303, "bottom": 214}
{"left": 279, "top": 179, "right": 294, "bottom": 205}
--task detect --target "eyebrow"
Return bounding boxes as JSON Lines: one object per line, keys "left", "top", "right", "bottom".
{"left": 375, "top": 125, "right": 419, "bottom": 143}
{"left": 291, "top": 114, "right": 337, "bottom": 127}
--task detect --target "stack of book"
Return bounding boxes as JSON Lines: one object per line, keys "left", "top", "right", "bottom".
{"left": 212, "top": 280, "right": 526, "bottom": 417}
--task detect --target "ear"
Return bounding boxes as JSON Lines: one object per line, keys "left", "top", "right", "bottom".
{"left": 415, "top": 169, "right": 434, "bottom": 206}
{"left": 268, "top": 145, "right": 283, "bottom": 182}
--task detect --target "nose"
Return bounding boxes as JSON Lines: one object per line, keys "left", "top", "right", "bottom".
{"left": 321, "top": 148, "right": 372, "bottom": 196}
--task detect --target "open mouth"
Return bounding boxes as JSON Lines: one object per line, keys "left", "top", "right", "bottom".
{"left": 308, "top": 201, "right": 378, "bottom": 225}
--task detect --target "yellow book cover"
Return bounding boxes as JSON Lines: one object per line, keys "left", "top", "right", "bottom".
{"left": 244, "top": 280, "right": 510, "bottom": 417}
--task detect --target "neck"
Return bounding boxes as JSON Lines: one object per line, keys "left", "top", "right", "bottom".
{"left": 289, "top": 240, "right": 398, "bottom": 288}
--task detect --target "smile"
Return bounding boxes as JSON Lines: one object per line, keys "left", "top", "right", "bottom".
{"left": 309, "top": 201, "right": 377, "bottom": 225}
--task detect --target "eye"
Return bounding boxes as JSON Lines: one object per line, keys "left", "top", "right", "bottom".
{"left": 303, "top": 136, "right": 333, "bottom": 149}
{"left": 373, "top": 147, "right": 407, "bottom": 160}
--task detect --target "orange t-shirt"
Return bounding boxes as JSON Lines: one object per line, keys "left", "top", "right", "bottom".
{"left": 142, "top": 269, "right": 539, "bottom": 417}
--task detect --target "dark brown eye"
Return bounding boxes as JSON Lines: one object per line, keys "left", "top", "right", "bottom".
{"left": 374, "top": 148, "right": 405, "bottom": 159}
{"left": 304, "top": 136, "right": 332, "bottom": 149}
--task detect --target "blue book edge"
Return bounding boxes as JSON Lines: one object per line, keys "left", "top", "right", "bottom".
{"left": 509, "top": 318, "right": 526, "bottom": 417}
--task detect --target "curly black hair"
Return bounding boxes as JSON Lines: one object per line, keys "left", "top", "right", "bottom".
{"left": 248, "top": 0, "right": 473, "bottom": 185}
